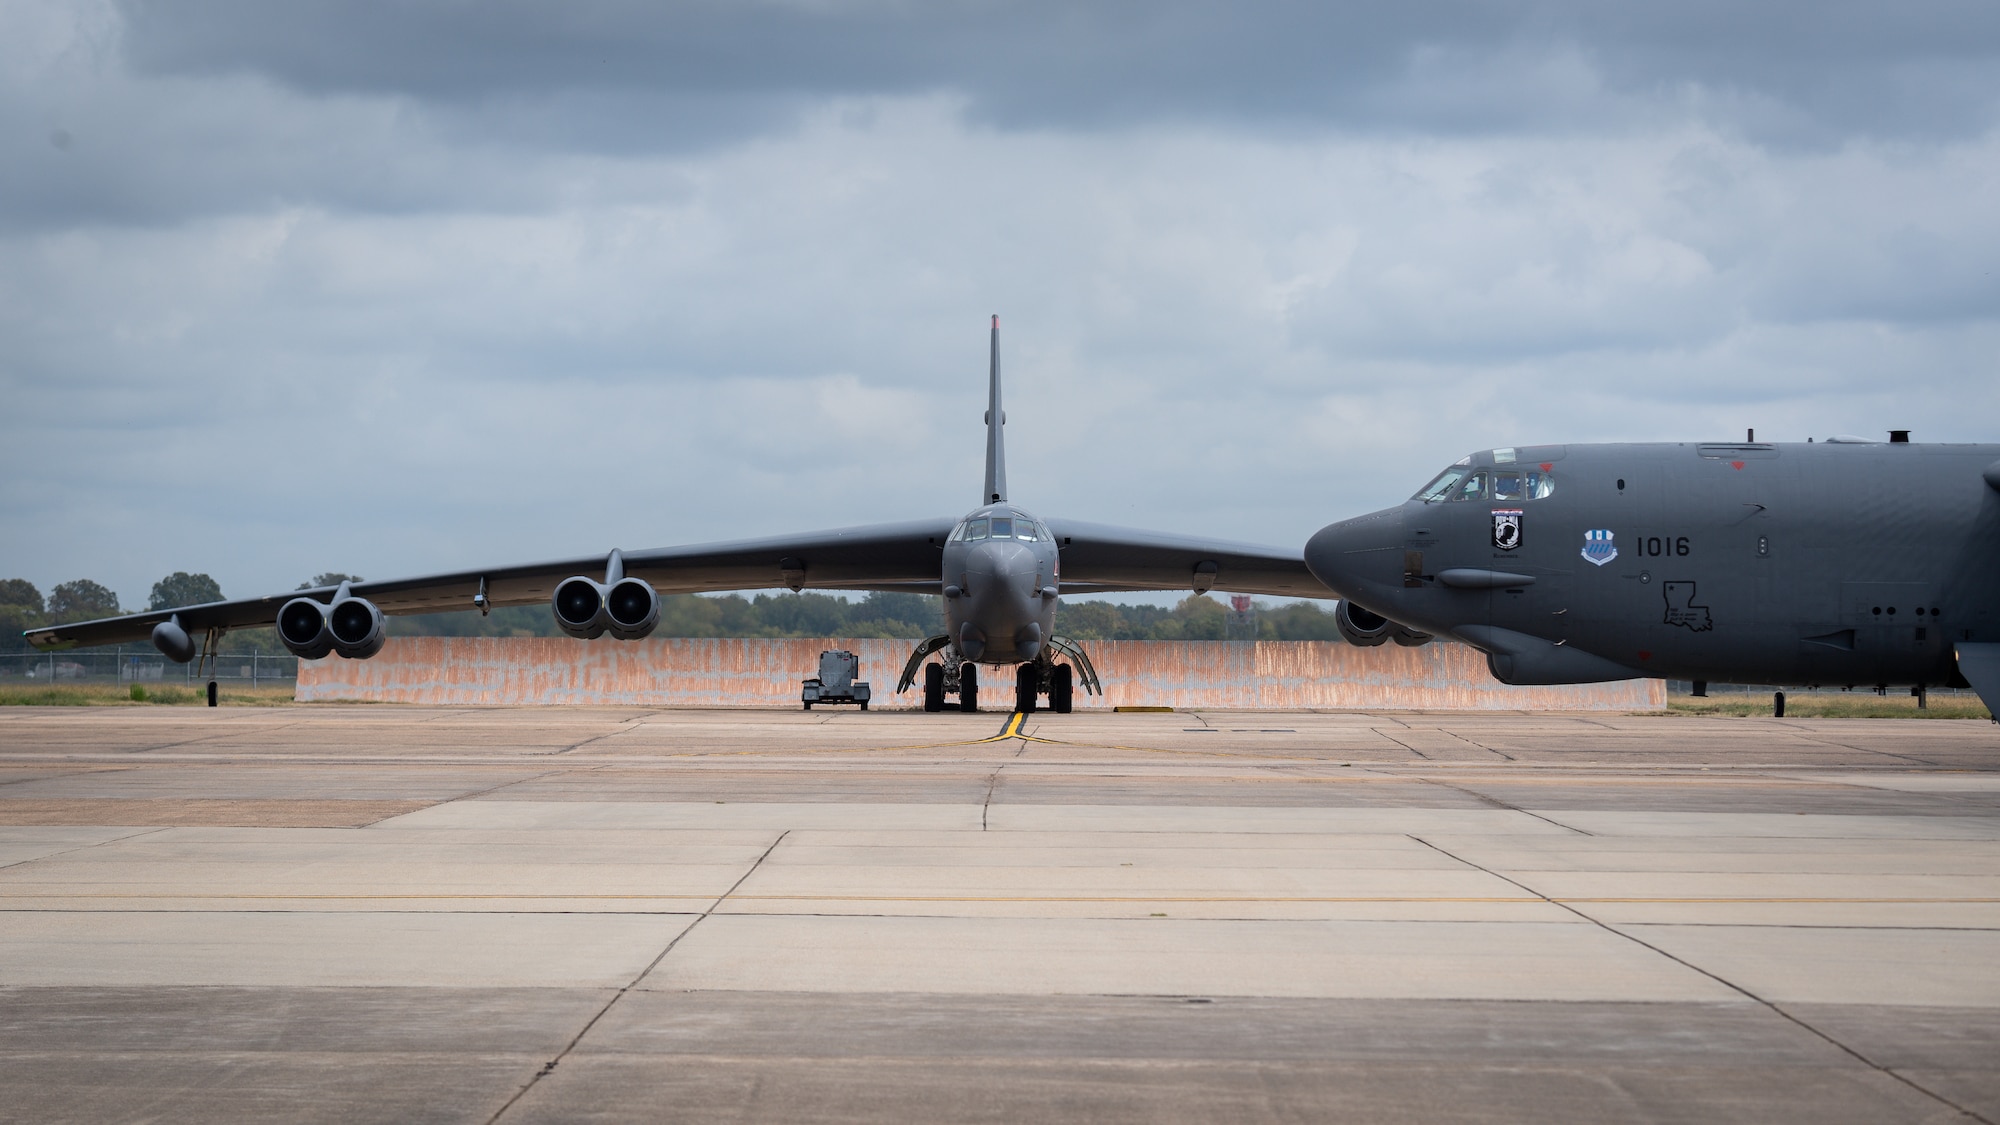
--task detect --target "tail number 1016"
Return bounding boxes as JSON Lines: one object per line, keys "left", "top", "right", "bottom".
{"left": 1636, "top": 535, "right": 1691, "bottom": 557}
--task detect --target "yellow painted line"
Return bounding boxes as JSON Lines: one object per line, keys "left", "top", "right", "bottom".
{"left": 983, "top": 713, "right": 1026, "bottom": 741}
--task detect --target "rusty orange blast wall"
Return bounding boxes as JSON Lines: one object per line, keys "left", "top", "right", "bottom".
{"left": 296, "top": 637, "right": 1664, "bottom": 710}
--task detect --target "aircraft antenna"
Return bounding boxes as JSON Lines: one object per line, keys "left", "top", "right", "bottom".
{"left": 983, "top": 314, "right": 1007, "bottom": 504}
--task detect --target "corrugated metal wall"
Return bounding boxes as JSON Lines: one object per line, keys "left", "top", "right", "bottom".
{"left": 297, "top": 637, "right": 1663, "bottom": 711}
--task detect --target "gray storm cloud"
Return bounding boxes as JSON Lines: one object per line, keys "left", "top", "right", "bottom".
{"left": 112, "top": 0, "right": 2000, "bottom": 141}
{"left": 2, "top": 0, "right": 1997, "bottom": 606}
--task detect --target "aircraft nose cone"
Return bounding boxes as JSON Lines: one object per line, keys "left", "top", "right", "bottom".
{"left": 965, "top": 539, "right": 1039, "bottom": 608}
{"left": 1304, "top": 508, "right": 1405, "bottom": 598}
{"left": 964, "top": 539, "right": 1041, "bottom": 658}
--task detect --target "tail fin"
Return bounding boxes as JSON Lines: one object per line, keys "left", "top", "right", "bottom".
{"left": 983, "top": 314, "right": 1007, "bottom": 505}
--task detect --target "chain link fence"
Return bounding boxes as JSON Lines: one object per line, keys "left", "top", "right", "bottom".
{"left": 0, "top": 650, "right": 298, "bottom": 686}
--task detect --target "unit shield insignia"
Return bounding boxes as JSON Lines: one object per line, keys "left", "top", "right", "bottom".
{"left": 1581, "top": 529, "right": 1618, "bottom": 567}
{"left": 1491, "top": 509, "right": 1522, "bottom": 551}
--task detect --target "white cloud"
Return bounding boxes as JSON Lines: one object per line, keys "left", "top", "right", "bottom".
{"left": 2, "top": 1, "right": 1997, "bottom": 611}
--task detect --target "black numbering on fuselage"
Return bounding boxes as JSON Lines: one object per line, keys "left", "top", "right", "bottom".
{"left": 1634, "top": 535, "right": 1690, "bottom": 557}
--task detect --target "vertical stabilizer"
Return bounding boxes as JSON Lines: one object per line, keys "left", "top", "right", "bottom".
{"left": 983, "top": 314, "right": 1007, "bottom": 504}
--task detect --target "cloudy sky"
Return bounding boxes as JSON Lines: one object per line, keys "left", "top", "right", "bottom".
{"left": 5, "top": 0, "right": 1998, "bottom": 609}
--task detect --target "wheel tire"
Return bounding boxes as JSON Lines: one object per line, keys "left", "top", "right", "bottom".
{"left": 1051, "top": 664, "right": 1074, "bottom": 713}
{"left": 803, "top": 702, "right": 812, "bottom": 710}
{"left": 923, "top": 663, "right": 945, "bottom": 712}
{"left": 1015, "top": 663, "right": 1038, "bottom": 714}
{"left": 860, "top": 701, "right": 868, "bottom": 711}
{"left": 959, "top": 663, "right": 979, "bottom": 712}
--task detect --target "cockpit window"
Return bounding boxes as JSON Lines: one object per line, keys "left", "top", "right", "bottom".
{"left": 1016, "top": 520, "right": 1039, "bottom": 541}
{"left": 966, "top": 518, "right": 990, "bottom": 541}
{"left": 989, "top": 517, "right": 1013, "bottom": 539}
{"left": 1416, "top": 464, "right": 1555, "bottom": 503}
{"left": 1415, "top": 466, "right": 1471, "bottom": 503}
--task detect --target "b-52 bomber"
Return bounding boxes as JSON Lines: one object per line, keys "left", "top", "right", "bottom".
{"left": 26, "top": 318, "right": 1332, "bottom": 711}
{"left": 1303, "top": 434, "right": 2000, "bottom": 716}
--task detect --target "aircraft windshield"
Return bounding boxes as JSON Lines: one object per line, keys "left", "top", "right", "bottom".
{"left": 1415, "top": 465, "right": 1554, "bottom": 502}
{"left": 990, "top": 517, "right": 1014, "bottom": 539}
{"left": 1415, "top": 467, "right": 1471, "bottom": 503}
{"left": 966, "top": 519, "right": 990, "bottom": 540}
{"left": 1015, "top": 520, "right": 1039, "bottom": 541}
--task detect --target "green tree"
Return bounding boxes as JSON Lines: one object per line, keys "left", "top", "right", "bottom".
{"left": 0, "top": 606, "right": 41, "bottom": 653}
{"left": 1263, "top": 600, "right": 1343, "bottom": 641}
{"left": 48, "top": 579, "right": 121, "bottom": 623}
{"left": 149, "top": 572, "right": 224, "bottom": 610}
{"left": 0, "top": 579, "right": 44, "bottom": 613}
{"left": 298, "top": 573, "right": 364, "bottom": 590}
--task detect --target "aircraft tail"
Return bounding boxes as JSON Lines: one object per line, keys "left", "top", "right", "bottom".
{"left": 983, "top": 314, "right": 1007, "bottom": 505}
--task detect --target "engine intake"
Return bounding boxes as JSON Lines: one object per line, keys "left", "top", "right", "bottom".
{"left": 329, "top": 596, "right": 386, "bottom": 659}
{"left": 1390, "top": 623, "right": 1434, "bottom": 647}
{"left": 553, "top": 577, "right": 607, "bottom": 639}
{"left": 278, "top": 597, "right": 335, "bottom": 660}
{"left": 552, "top": 575, "right": 660, "bottom": 641}
{"left": 1334, "top": 600, "right": 1393, "bottom": 647}
{"left": 279, "top": 593, "right": 386, "bottom": 659}
{"left": 604, "top": 577, "right": 660, "bottom": 640}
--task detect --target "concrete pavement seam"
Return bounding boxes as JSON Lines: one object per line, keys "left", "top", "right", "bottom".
{"left": 1408, "top": 834, "right": 1995, "bottom": 1125}
{"left": 481, "top": 828, "right": 793, "bottom": 1125}
{"left": 1413, "top": 778, "right": 1594, "bottom": 836}
{"left": 1371, "top": 730, "right": 1432, "bottom": 760}
{"left": 0, "top": 825, "right": 171, "bottom": 874}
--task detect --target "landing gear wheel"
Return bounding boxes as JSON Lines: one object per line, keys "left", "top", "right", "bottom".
{"left": 923, "top": 663, "right": 945, "bottom": 712}
{"left": 959, "top": 663, "right": 979, "bottom": 712}
{"left": 1015, "top": 663, "right": 1039, "bottom": 714}
{"left": 803, "top": 702, "right": 812, "bottom": 711}
{"left": 1050, "top": 664, "right": 1073, "bottom": 714}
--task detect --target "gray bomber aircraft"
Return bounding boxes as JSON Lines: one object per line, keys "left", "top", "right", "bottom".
{"left": 26, "top": 318, "right": 1332, "bottom": 712}
{"left": 1302, "top": 436, "right": 2000, "bottom": 716}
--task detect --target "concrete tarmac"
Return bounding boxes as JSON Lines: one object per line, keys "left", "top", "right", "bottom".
{"left": 1, "top": 705, "right": 1997, "bottom": 1123}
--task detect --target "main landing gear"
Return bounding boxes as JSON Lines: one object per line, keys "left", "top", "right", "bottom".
{"left": 899, "top": 635, "right": 1102, "bottom": 714}
{"left": 1014, "top": 661, "right": 1075, "bottom": 714}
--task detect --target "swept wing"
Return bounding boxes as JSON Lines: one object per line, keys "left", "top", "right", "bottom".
{"left": 24, "top": 517, "right": 1327, "bottom": 651}
{"left": 24, "top": 518, "right": 956, "bottom": 650}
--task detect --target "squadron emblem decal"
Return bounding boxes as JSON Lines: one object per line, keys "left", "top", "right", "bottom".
{"left": 1491, "top": 509, "right": 1522, "bottom": 551}
{"left": 1581, "top": 529, "right": 1618, "bottom": 566}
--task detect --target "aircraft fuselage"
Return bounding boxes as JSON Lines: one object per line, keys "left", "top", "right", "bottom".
{"left": 1306, "top": 441, "right": 2000, "bottom": 689}
{"left": 940, "top": 503, "right": 1062, "bottom": 664}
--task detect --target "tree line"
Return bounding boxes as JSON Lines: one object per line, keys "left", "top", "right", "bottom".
{"left": 2, "top": 573, "right": 1346, "bottom": 654}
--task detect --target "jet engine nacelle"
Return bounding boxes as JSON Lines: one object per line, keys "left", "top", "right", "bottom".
{"left": 552, "top": 576, "right": 660, "bottom": 641}
{"left": 278, "top": 594, "right": 386, "bottom": 660}
{"left": 1334, "top": 600, "right": 1431, "bottom": 648}
{"left": 1390, "top": 623, "right": 1434, "bottom": 647}
{"left": 1334, "top": 600, "right": 1393, "bottom": 647}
